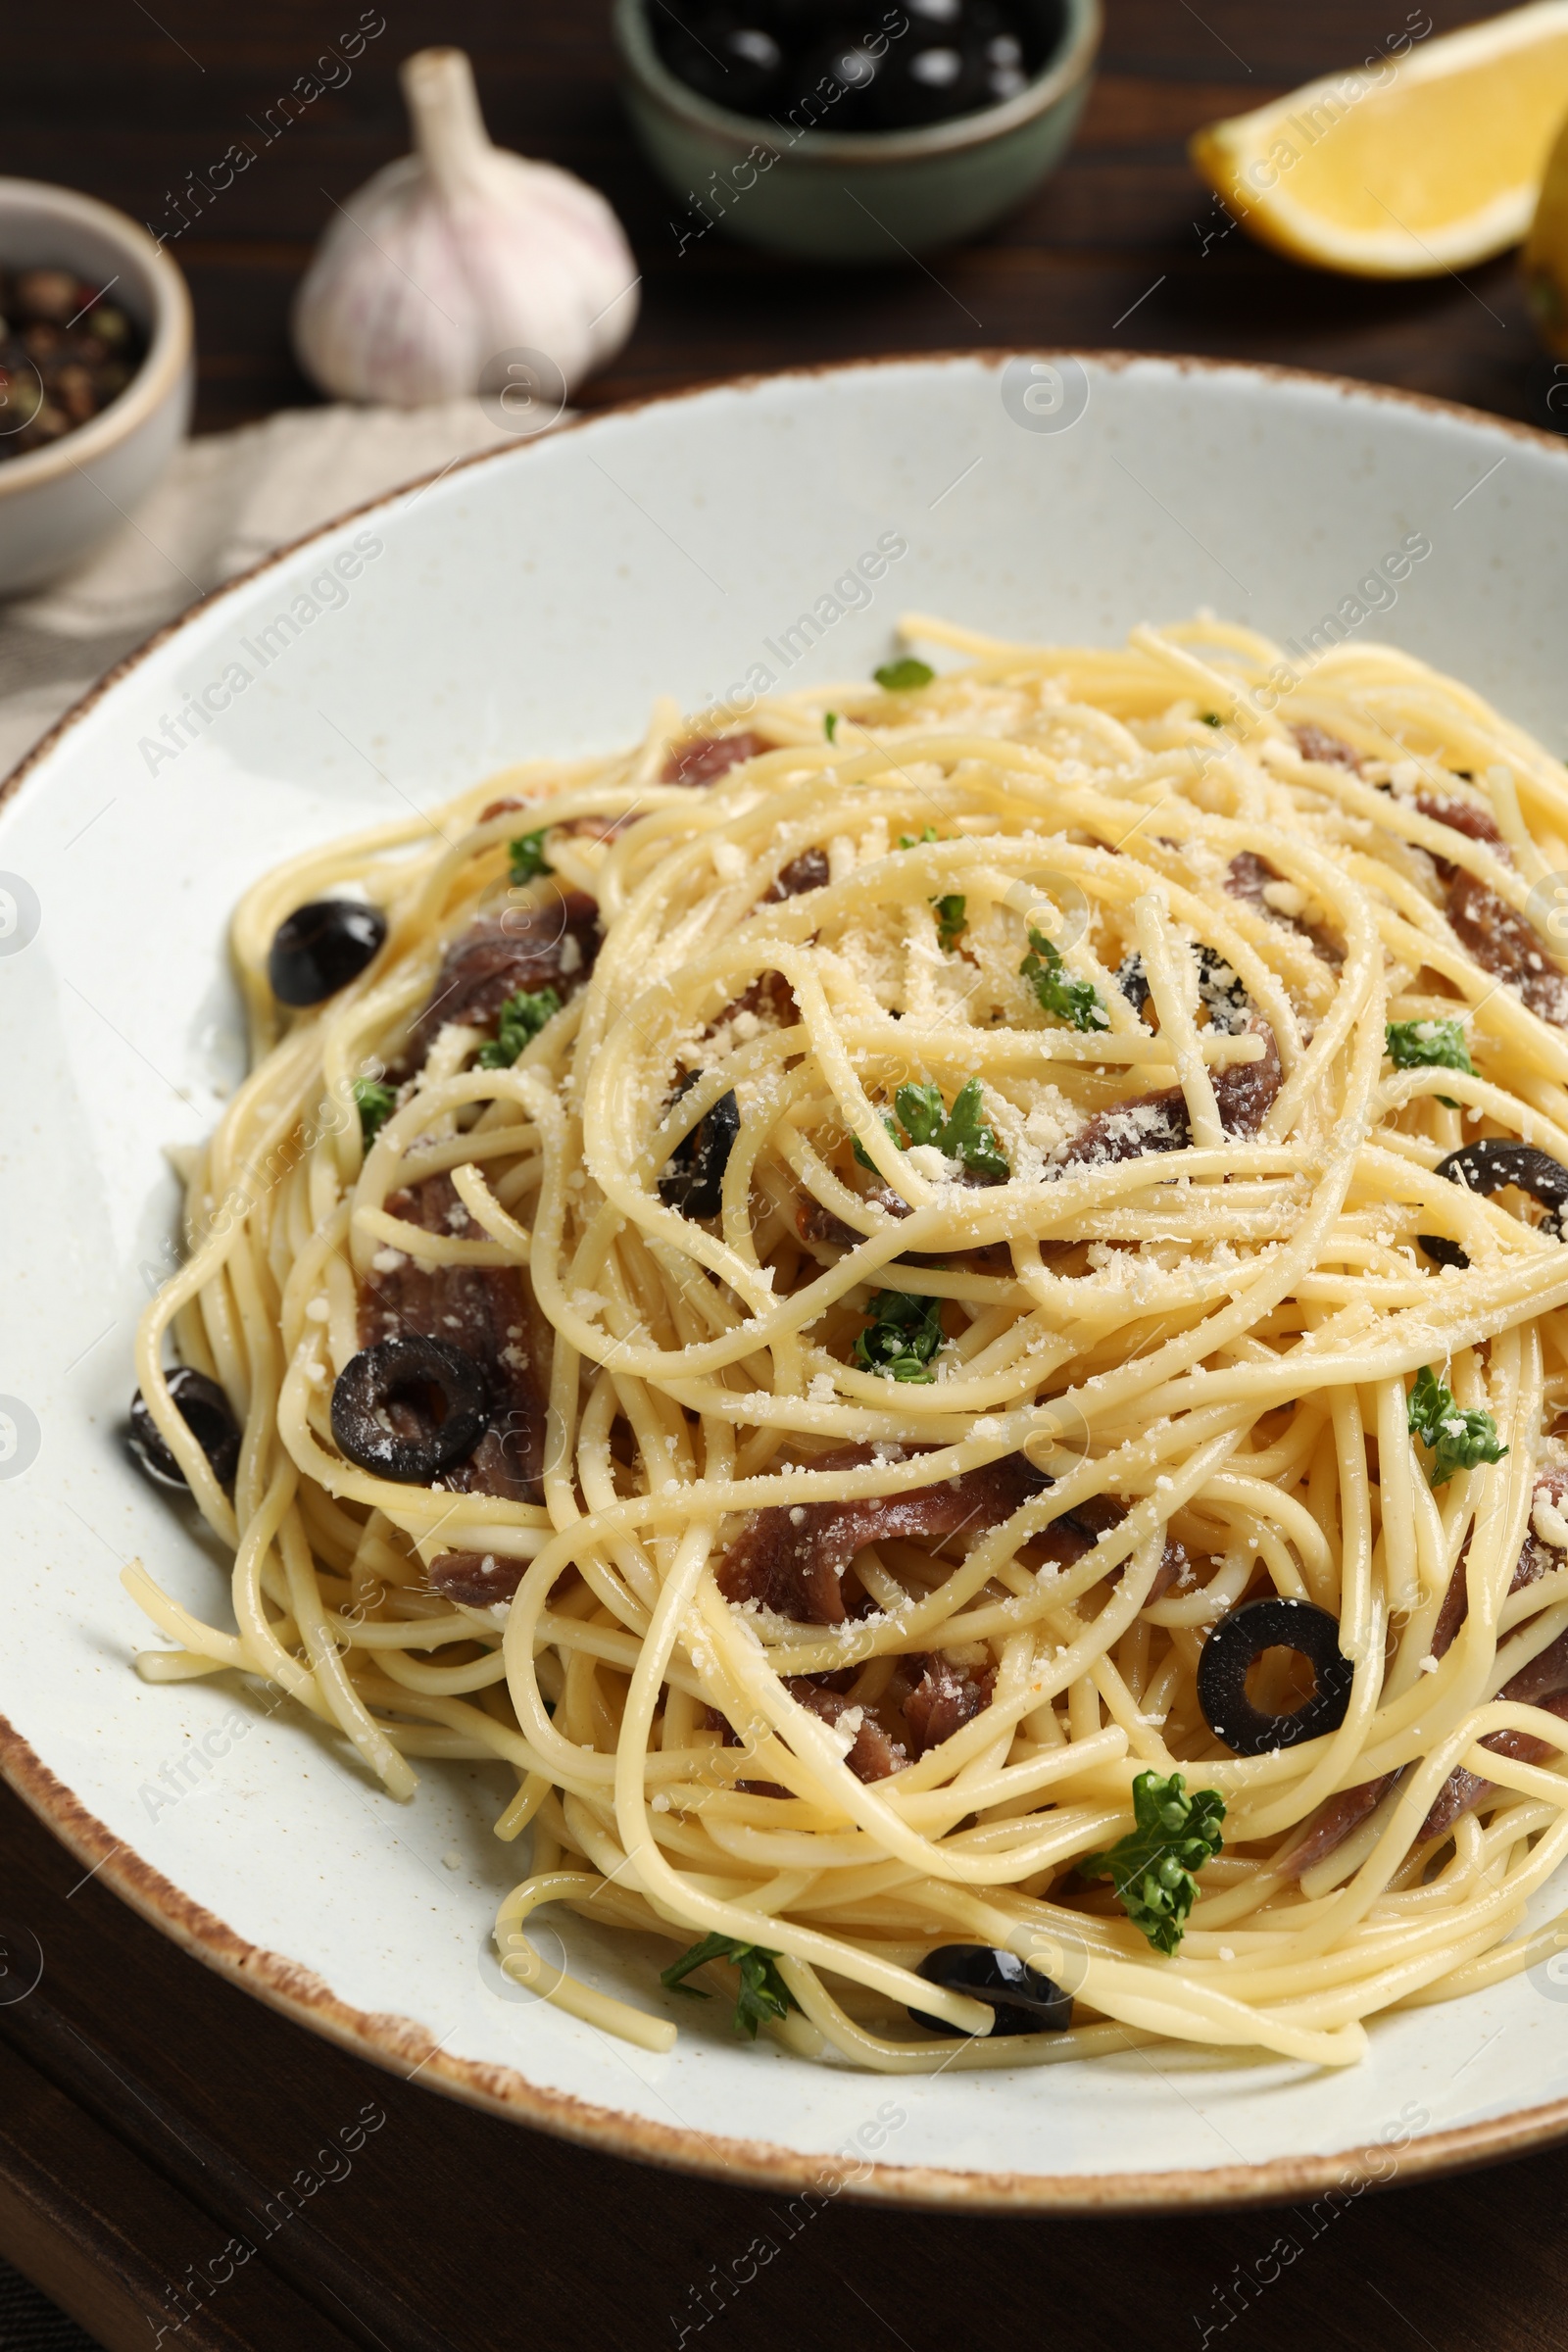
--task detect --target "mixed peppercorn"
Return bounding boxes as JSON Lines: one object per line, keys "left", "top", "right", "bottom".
{"left": 0, "top": 268, "right": 145, "bottom": 462}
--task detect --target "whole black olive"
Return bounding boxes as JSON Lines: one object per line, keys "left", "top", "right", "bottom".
{"left": 982, "top": 25, "right": 1028, "bottom": 100}
{"left": 330, "top": 1336, "right": 490, "bottom": 1483}
{"left": 907, "top": 1943, "right": 1072, "bottom": 2036}
{"left": 268, "top": 900, "right": 387, "bottom": 1006}
{"left": 1418, "top": 1140, "right": 1568, "bottom": 1269}
{"left": 653, "top": 9, "right": 787, "bottom": 112}
{"left": 865, "top": 0, "right": 1035, "bottom": 128}
{"left": 866, "top": 33, "right": 989, "bottom": 128}
{"left": 129, "top": 1367, "right": 241, "bottom": 1491}
{"left": 659, "top": 1081, "right": 740, "bottom": 1218}
{"left": 651, "top": 0, "right": 1050, "bottom": 133}
{"left": 768, "top": 0, "right": 843, "bottom": 33}
{"left": 793, "top": 30, "right": 885, "bottom": 126}
{"left": 1196, "top": 1596, "right": 1353, "bottom": 1757}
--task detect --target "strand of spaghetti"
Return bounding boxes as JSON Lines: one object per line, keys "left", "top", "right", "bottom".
{"left": 1133, "top": 892, "right": 1225, "bottom": 1150}
{"left": 448, "top": 1160, "right": 532, "bottom": 1257}
{"left": 597, "top": 1524, "right": 995, "bottom": 2029}
{"left": 122, "top": 1561, "right": 249, "bottom": 1672}
{"left": 494, "top": 1874, "right": 678, "bottom": 2052}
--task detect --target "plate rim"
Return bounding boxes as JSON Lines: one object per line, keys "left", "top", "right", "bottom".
{"left": 7, "top": 347, "right": 1568, "bottom": 2213}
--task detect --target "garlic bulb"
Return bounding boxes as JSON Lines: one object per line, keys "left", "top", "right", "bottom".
{"left": 292, "top": 47, "right": 639, "bottom": 408}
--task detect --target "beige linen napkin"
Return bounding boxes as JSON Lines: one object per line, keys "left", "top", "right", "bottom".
{"left": 0, "top": 397, "right": 548, "bottom": 775}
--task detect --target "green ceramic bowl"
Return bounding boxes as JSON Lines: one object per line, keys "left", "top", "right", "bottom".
{"left": 613, "top": 0, "right": 1102, "bottom": 263}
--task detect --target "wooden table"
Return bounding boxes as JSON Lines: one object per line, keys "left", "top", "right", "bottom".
{"left": 4, "top": 4, "right": 1567, "bottom": 2346}
{"left": 2, "top": 0, "right": 1553, "bottom": 435}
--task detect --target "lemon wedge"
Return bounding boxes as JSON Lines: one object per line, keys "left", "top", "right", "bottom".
{"left": 1526, "top": 110, "right": 1568, "bottom": 349}
{"left": 1192, "top": 1, "right": 1568, "bottom": 277}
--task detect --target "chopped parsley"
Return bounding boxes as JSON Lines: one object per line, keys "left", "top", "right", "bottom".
{"left": 508, "top": 829, "right": 551, "bottom": 885}
{"left": 824, "top": 710, "right": 839, "bottom": 742}
{"left": 852, "top": 1112, "right": 902, "bottom": 1172}
{"left": 1385, "top": 1018, "right": 1475, "bottom": 1109}
{"left": 1078, "top": 1770, "right": 1226, "bottom": 1956}
{"left": 1021, "top": 926, "right": 1108, "bottom": 1032}
{"left": 476, "top": 985, "right": 562, "bottom": 1068}
{"left": 852, "top": 1289, "right": 946, "bottom": 1382}
{"left": 661, "top": 1934, "right": 800, "bottom": 2037}
{"left": 1406, "top": 1364, "right": 1507, "bottom": 1488}
{"left": 1200, "top": 711, "right": 1223, "bottom": 727}
{"left": 874, "top": 657, "right": 934, "bottom": 692}
{"left": 854, "top": 1078, "right": 1008, "bottom": 1180}
{"left": 917, "top": 1077, "right": 1008, "bottom": 1178}
{"left": 353, "top": 1077, "right": 396, "bottom": 1147}
{"left": 893, "top": 1081, "right": 946, "bottom": 1148}
{"left": 934, "top": 893, "right": 967, "bottom": 951}
{"left": 896, "top": 829, "right": 965, "bottom": 949}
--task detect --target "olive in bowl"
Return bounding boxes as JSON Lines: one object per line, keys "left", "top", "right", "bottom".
{"left": 614, "top": 0, "right": 1101, "bottom": 261}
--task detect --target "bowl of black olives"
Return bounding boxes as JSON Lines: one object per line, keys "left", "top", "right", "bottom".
{"left": 614, "top": 0, "right": 1101, "bottom": 261}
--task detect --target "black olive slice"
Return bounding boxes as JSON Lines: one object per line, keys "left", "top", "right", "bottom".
{"left": 1419, "top": 1236, "right": 1469, "bottom": 1270}
{"left": 1116, "top": 953, "right": 1150, "bottom": 1011}
{"left": 1194, "top": 944, "right": 1251, "bottom": 1036}
{"left": 658, "top": 1081, "right": 740, "bottom": 1219}
{"left": 906, "top": 1943, "right": 1072, "bottom": 2037}
{"left": 268, "top": 900, "right": 388, "bottom": 1005}
{"left": 128, "top": 1367, "right": 241, "bottom": 1491}
{"left": 1418, "top": 1140, "right": 1568, "bottom": 1269}
{"left": 1197, "top": 1596, "right": 1353, "bottom": 1757}
{"left": 1113, "top": 946, "right": 1250, "bottom": 1034}
{"left": 330, "top": 1336, "right": 490, "bottom": 1483}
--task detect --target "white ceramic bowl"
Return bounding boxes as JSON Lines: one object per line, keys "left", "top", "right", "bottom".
{"left": 0, "top": 179, "right": 193, "bottom": 595}
{"left": 4, "top": 353, "right": 1568, "bottom": 2211}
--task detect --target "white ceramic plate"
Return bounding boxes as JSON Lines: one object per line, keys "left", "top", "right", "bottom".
{"left": 5, "top": 353, "right": 1568, "bottom": 2212}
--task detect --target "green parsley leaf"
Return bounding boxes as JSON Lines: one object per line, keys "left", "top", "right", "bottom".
{"left": 1385, "top": 1018, "right": 1475, "bottom": 1110}
{"left": 476, "top": 985, "right": 562, "bottom": 1069}
{"left": 938, "top": 1076, "right": 1009, "bottom": 1180}
{"left": 353, "top": 1077, "right": 396, "bottom": 1148}
{"left": 1021, "top": 926, "right": 1108, "bottom": 1033}
{"left": 1200, "top": 711, "right": 1223, "bottom": 727}
{"left": 1406, "top": 1364, "right": 1507, "bottom": 1489}
{"left": 660, "top": 1934, "right": 800, "bottom": 2038}
{"left": 858, "top": 1080, "right": 1010, "bottom": 1182}
{"left": 895, "top": 831, "right": 965, "bottom": 949}
{"left": 508, "top": 829, "right": 551, "bottom": 885}
{"left": 852, "top": 1290, "right": 945, "bottom": 1382}
{"left": 1078, "top": 1770, "right": 1226, "bottom": 1956}
{"left": 824, "top": 711, "right": 839, "bottom": 742}
{"left": 933, "top": 892, "right": 966, "bottom": 951}
{"left": 853, "top": 1112, "right": 902, "bottom": 1171}
{"left": 894, "top": 1081, "right": 946, "bottom": 1149}
{"left": 874, "top": 658, "right": 935, "bottom": 693}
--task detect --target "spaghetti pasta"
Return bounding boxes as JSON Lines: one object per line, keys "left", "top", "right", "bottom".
{"left": 126, "top": 615, "right": 1568, "bottom": 2072}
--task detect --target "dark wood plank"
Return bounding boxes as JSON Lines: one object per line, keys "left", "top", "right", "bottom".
{"left": 0, "top": 2024, "right": 358, "bottom": 2352}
